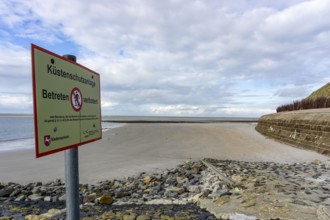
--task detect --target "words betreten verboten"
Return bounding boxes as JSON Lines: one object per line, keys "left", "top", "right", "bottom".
{"left": 47, "top": 64, "right": 96, "bottom": 88}
{"left": 42, "top": 89, "right": 99, "bottom": 104}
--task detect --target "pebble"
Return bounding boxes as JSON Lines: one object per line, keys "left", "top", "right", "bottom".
{"left": 0, "top": 159, "right": 329, "bottom": 219}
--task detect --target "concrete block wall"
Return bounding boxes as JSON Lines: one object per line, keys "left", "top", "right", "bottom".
{"left": 255, "top": 109, "right": 330, "bottom": 156}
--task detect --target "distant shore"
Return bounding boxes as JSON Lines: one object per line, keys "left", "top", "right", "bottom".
{"left": 0, "top": 114, "right": 33, "bottom": 118}
{"left": 102, "top": 115, "right": 259, "bottom": 123}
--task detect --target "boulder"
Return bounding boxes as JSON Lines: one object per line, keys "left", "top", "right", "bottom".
{"left": 0, "top": 187, "right": 14, "bottom": 197}
{"left": 97, "top": 193, "right": 113, "bottom": 205}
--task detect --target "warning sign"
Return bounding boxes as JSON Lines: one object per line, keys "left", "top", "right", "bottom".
{"left": 31, "top": 44, "right": 102, "bottom": 158}
{"left": 71, "top": 88, "right": 82, "bottom": 112}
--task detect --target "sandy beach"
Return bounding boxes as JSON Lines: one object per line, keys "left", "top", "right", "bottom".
{"left": 0, "top": 123, "right": 328, "bottom": 184}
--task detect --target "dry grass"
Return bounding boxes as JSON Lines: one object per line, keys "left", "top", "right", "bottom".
{"left": 277, "top": 82, "right": 330, "bottom": 112}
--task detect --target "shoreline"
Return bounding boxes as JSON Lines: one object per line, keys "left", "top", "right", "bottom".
{"left": 0, "top": 123, "right": 328, "bottom": 184}
{"left": 0, "top": 114, "right": 33, "bottom": 118}
{"left": 102, "top": 115, "right": 259, "bottom": 123}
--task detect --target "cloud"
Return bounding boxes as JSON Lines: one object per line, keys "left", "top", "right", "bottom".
{"left": 215, "top": 107, "right": 275, "bottom": 117}
{"left": 261, "top": 0, "right": 330, "bottom": 41}
{"left": 0, "top": 43, "right": 29, "bottom": 72}
{"left": 274, "top": 86, "right": 310, "bottom": 98}
{"left": 0, "top": 94, "right": 32, "bottom": 113}
{"left": 0, "top": 43, "right": 31, "bottom": 96}
{"left": 1, "top": 0, "right": 330, "bottom": 117}
{"left": 251, "top": 58, "right": 279, "bottom": 70}
{"left": 151, "top": 104, "right": 204, "bottom": 116}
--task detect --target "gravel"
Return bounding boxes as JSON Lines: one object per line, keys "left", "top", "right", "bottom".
{"left": 1, "top": 158, "right": 329, "bottom": 220}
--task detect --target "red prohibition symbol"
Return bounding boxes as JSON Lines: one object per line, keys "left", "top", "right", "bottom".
{"left": 71, "top": 87, "right": 82, "bottom": 112}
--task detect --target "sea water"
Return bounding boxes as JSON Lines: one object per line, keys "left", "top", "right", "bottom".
{"left": 0, "top": 117, "right": 124, "bottom": 152}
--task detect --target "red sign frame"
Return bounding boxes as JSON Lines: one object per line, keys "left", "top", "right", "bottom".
{"left": 32, "top": 44, "right": 102, "bottom": 158}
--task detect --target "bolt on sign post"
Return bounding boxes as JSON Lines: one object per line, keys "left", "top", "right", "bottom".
{"left": 31, "top": 44, "right": 101, "bottom": 219}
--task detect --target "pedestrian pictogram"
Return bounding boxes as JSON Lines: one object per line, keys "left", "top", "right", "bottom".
{"left": 71, "top": 88, "right": 82, "bottom": 112}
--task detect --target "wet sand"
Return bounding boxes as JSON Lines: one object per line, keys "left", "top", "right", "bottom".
{"left": 0, "top": 123, "right": 328, "bottom": 184}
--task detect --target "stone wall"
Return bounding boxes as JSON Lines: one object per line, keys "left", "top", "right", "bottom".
{"left": 255, "top": 109, "right": 330, "bottom": 156}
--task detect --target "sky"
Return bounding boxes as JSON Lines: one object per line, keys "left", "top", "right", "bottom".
{"left": 1, "top": 0, "right": 330, "bottom": 117}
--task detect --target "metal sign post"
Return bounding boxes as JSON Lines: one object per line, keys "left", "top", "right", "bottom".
{"left": 63, "top": 55, "right": 80, "bottom": 220}
{"left": 31, "top": 44, "right": 101, "bottom": 220}
{"left": 65, "top": 147, "right": 80, "bottom": 219}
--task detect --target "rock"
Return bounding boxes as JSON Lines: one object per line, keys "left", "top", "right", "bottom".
{"left": 131, "top": 193, "right": 140, "bottom": 198}
{"left": 34, "top": 182, "right": 42, "bottom": 187}
{"left": 255, "top": 186, "right": 268, "bottom": 193}
{"left": 292, "top": 199, "right": 308, "bottom": 206}
{"left": 229, "top": 213, "right": 257, "bottom": 220}
{"left": 47, "top": 208, "right": 65, "bottom": 216}
{"left": 317, "top": 206, "right": 330, "bottom": 220}
{"left": 144, "top": 176, "right": 153, "bottom": 185}
{"left": 191, "top": 193, "right": 202, "bottom": 203}
{"left": 44, "top": 196, "right": 52, "bottom": 202}
{"left": 322, "top": 186, "right": 330, "bottom": 191}
{"left": 166, "top": 186, "right": 185, "bottom": 194}
{"left": 123, "top": 215, "right": 137, "bottom": 220}
{"left": 174, "top": 213, "right": 187, "bottom": 220}
{"left": 28, "top": 194, "right": 44, "bottom": 201}
{"left": 189, "top": 178, "right": 199, "bottom": 185}
{"left": 25, "top": 208, "right": 66, "bottom": 220}
{"left": 201, "top": 188, "right": 212, "bottom": 197}
{"left": 114, "top": 188, "right": 130, "bottom": 198}
{"left": 187, "top": 185, "right": 200, "bottom": 193}
{"left": 149, "top": 186, "right": 161, "bottom": 195}
{"left": 1, "top": 159, "right": 329, "bottom": 219}
{"left": 164, "top": 191, "right": 178, "bottom": 198}
{"left": 312, "top": 173, "right": 322, "bottom": 179}
{"left": 14, "top": 195, "right": 26, "bottom": 201}
{"left": 165, "top": 177, "right": 177, "bottom": 186}
{"left": 231, "top": 187, "right": 244, "bottom": 194}
{"left": 0, "top": 217, "right": 13, "bottom": 220}
{"left": 137, "top": 215, "right": 151, "bottom": 220}
{"left": 39, "top": 186, "right": 47, "bottom": 193}
{"left": 59, "top": 194, "right": 66, "bottom": 201}
{"left": 304, "top": 189, "right": 312, "bottom": 195}
{"left": 176, "top": 177, "right": 188, "bottom": 185}
{"left": 242, "top": 197, "right": 256, "bottom": 207}
{"left": 31, "top": 187, "right": 40, "bottom": 194}
{"left": 83, "top": 193, "right": 97, "bottom": 203}
{"left": 160, "top": 215, "right": 174, "bottom": 220}
{"left": 231, "top": 175, "right": 244, "bottom": 184}
{"left": 98, "top": 210, "right": 114, "bottom": 218}
{"left": 215, "top": 196, "right": 230, "bottom": 205}
{"left": 212, "top": 188, "right": 229, "bottom": 197}
{"left": 0, "top": 187, "right": 14, "bottom": 197}
{"left": 97, "top": 193, "right": 113, "bottom": 205}
{"left": 9, "top": 189, "right": 21, "bottom": 197}
{"left": 54, "top": 178, "right": 64, "bottom": 185}
{"left": 25, "top": 215, "right": 39, "bottom": 220}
